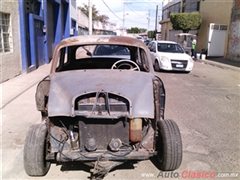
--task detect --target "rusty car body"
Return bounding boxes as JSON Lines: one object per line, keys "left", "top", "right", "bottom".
{"left": 23, "top": 35, "right": 182, "bottom": 179}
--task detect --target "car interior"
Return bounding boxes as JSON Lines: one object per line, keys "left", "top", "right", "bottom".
{"left": 55, "top": 44, "right": 150, "bottom": 72}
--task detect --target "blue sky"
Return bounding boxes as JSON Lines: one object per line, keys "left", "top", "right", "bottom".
{"left": 77, "top": 0, "right": 163, "bottom": 30}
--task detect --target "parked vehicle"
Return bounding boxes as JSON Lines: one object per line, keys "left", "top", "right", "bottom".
{"left": 144, "top": 39, "right": 151, "bottom": 45}
{"left": 23, "top": 35, "right": 182, "bottom": 179}
{"left": 148, "top": 40, "right": 194, "bottom": 72}
{"left": 136, "top": 36, "right": 144, "bottom": 42}
{"left": 92, "top": 44, "right": 130, "bottom": 59}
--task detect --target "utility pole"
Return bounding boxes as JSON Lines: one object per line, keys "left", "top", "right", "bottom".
{"left": 147, "top": 10, "right": 150, "bottom": 30}
{"left": 122, "top": 0, "right": 125, "bottom": 35}
{"left": 155, "top": 5, "right": 158, "bottom": 40}
{"left": 122, "top": 0, "right": 131, "bottom": 36}
{"left": 88, "top": 0, "right": 92, "bottom": 35}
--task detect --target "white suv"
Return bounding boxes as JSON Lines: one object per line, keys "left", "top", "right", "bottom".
{"left": 148, "top": 40, "right": 194, "bottom": 73}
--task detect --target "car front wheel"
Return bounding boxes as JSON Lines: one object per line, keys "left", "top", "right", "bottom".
{"left": 154, "top": 60, "right": 160, "bottom": 72}
{"left": 156, "top": 119, "right": 182, "bottom": 171}
{"left": 24, "top": 124, "right": 51, "bottom": 176}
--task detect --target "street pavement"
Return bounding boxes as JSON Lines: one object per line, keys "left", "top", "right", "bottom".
{"left": 1, "top": 58, "right": 239, "bottom": 108}
{"left": 0, "top": 58, "right": 239, "bottom": 179}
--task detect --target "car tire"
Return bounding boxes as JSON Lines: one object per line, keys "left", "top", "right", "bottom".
{"left": 24, "top": 124, "right": 50, "bottom": 176}
{"left": 154, "top": 60, "right": 160, "bottom": 72}
{"left": 156, "top": 119, "right": 182, "bottom": 171}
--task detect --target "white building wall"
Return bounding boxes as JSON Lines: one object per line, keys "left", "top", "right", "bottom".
{"left": 0, "top": 1, "right": 21, "bottom": 82}
{"left": 77, "top": 8, "right": 89, "bottom": 29}
{"left": 77, "top": 8, "right": 117, "bottom": 35}
{"left": 70, "top": 0, "right": 77, "bottom": 19}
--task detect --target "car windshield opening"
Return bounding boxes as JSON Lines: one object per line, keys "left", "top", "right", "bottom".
{"left": 157, "top": 43, "right": 184, "bottom": 53}
{"left": 93, "top": 45, "right": 130, "bottom": 56}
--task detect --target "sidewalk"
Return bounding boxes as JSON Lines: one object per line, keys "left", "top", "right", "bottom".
{"left": 194, "top": 57, "right": 240, "bottom": 72}
{"left": 1, "top": 63, "right": 51, "bottom": 109}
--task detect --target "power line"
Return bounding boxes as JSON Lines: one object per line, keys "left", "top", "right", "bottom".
{"left": 125, "top": 4, "right": 147, "bottom": 19}
{"left": 134, "top": 2, "right": 155, "bottom": 11}
{"left": 101, "top": 0, "right": 122, "bottom": 21}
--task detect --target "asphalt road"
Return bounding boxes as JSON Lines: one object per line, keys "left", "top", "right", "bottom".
{"left": 1, "top": 61, "right": 240, "bottom": 180}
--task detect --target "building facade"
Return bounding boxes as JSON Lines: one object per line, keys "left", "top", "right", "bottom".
{"left": 1, "top": 1, "right": 21, "bottom": 82}
{"left": 76, "top": 7, "right": 117, "bottom": 36}
{"left": 227, "top": 0, "right": 240, "bottom": 62}
{"left": 160, "top": 0, "right": 235, "bottom": 59}
{"left": 1, "top": 0, "right": 77, "bottom": 83}
{"left": 197, "top": 0, "right": 232, "bottom": 58}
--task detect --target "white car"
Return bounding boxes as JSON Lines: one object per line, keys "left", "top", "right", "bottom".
{"left": 148, "top": 40, "right": 194, "bottom": 72}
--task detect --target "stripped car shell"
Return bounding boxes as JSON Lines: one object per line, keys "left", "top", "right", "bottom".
{"left": 24, "top": 35, "right": 182, "bottom": 179}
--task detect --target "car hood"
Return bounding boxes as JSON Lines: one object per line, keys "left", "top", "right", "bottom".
{"left": 159, "top": 52, "right": 191, "bottom": 60}
{"left": 48, "top": 70, "right": 155, "bottom": 118}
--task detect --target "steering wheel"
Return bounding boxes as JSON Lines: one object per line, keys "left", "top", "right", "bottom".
{"left": 111, "top": 59, "right": 140, "bottom": 71}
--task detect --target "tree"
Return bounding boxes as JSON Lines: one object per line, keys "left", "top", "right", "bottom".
{"left": 170, "top": 12, "right": 202, "bottom": 33}
{"left": 79, "top": 3, "right": 109, "bottom": 23}
{"left": 148, "top": 30, "right": 155, "bottom": 39}
{"left": 127, "top": 27, "right": 147, "bottom": 33}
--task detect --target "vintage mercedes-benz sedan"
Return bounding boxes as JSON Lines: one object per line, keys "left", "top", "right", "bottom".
{"left": 23, "top": 35, "right": 182, "bottom": 179}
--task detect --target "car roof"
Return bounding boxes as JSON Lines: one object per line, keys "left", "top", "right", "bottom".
{"left": 152, "top": 40, "right": 178, "bottom": 44}
{"left": 56, "top": 35, "right": 146, "bottom": 49}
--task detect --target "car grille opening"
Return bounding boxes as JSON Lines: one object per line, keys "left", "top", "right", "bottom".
{"left": 74, "top": 92, "right": 129, "bottom": 118}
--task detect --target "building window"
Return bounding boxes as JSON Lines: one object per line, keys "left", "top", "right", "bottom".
{"left": 183, "top": 0, "right": 199, "bottom": 13}
{"left": 0, "top": 12, "right": 11, "bottom": 53}
{"left": 162, "top": 8, "right": 169, "bottom": 20}
{"left": 162, "top": 2, "right": 181, "bottom": 21}
{"left": 169, "top": 2, "right": 181, "bottom": 14}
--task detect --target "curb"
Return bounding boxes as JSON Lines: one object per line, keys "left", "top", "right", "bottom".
{"left": 194, "top": 59, "right": 240, "bottom": 72}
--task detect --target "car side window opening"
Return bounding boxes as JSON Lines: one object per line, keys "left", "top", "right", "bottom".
{"left": 147, "top": 42, "right": 153, "bottom": 50}
{"left": 56, "top": 47, "right": 68, "bottom": 72}
{"left": 151, "top": 42, "right": 156, "bottom": 52}
{"left": 139, "top": 48, "right": 150, "bottom": 72}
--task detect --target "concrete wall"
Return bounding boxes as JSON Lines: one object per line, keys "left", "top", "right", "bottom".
{"left": 0, "top": 2, "right": 21, "bottom": 82}
{"left": 227, "top": 0, "right": 240, "bottom": 62}
{"left": 160, "top": 0, "right": 233, "bottom": 58}
{"left": 197, "top": 0, "right": 232, "bottom": 57}
{"left": 70, "top": 0, "right": 77, "bottom": 19}
{"left": 77, "top": 9, "right": 89, "bottom": 30}
{"left": 160, "top": 19, "right": 173, "bottom": 40}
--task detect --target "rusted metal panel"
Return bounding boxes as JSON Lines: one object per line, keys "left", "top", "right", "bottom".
{"left": 56, "top": 150, "right": 154, "bottom": 162}
{"left": 78, "top": 118, "right": 129, "bottom": 150}
{"left": 48, "top": 69, "right": 155, "bottom": 118}
{"left": 35, "top": 79, "right": 50, "bottom": 111}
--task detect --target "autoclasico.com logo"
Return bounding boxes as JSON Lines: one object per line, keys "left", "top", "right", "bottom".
{"left": 141, "top": 170, "right": 239, "bottom": 179}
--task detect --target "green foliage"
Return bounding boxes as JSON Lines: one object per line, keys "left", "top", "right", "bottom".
{"left": 127, "top": 27, "right": 147, "bottom": 33}
{"left": 170, "top": 12, "right": 202, "bottom": 33}
{"left": 79, "top": 3, "right": 109, "bottom": 23}
{"left": 148, "top": 30, "right": 155, "bottom": 38}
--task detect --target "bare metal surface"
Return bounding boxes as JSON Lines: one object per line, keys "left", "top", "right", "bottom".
{"left": 48, "top": 70, "right": 155, "bottom": 118}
